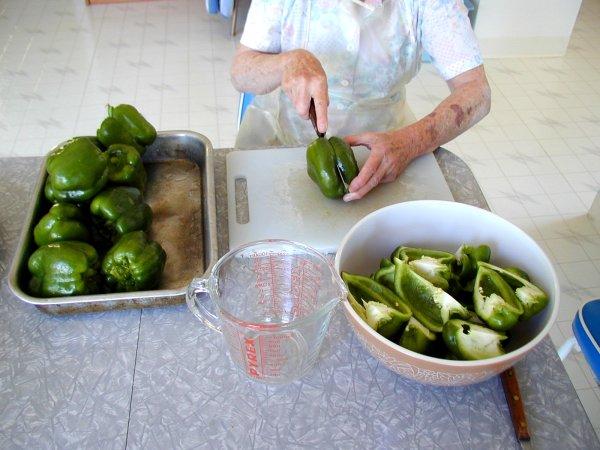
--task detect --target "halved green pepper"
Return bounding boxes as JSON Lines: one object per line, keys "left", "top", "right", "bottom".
{"left": 33, "top": 203, "right": 90, "bottom": 246}
{"left": 306, "top": 136, "right": 359, "bottom": 199}
{"left": 479, "top": 262, "right": 548, "bottom": 321}
{"left": 341, "top": 272, "right": 412, "bottom": 320}
{"left": 393, "top": 258, "right": 468, "bottom": 333}
{"left": 96, "top": 117, "right": 145, "bottom": 155}
{"left": 391, "top": 246, "right": 455, "bottom": 265}
{"left": 90, "top": 186, "right": 152, "bottom": 241}
{"left": 28, "top": 241, "right": 100, "bottom": 297}
{"left": 454, "top": 244, "right": 491, "bottom": 288}
{"left": 443, "top": 319, "right": 507, "bottom": 360}
{"left": 473, "top": 264, "right": 523, "bottom": 331}
{"left": 365, "top": 301, "right": 410, "bottom": 338}
{"left": 102, "top": 230, "right": 166, "bottom": 291}
{"left": 399, "top": 317, "right": 437, "bottom": 354}
{"left": 45, "top": 137, "right": 109, "bottom": 203}
{"left": 373, "top": 265, "right": 395, "bottom": 290}
{"left": 348, "top": 291, "right": 367, "bottom": 321}
{"left": 106, "top": 144, "right": 147, "bottom": 191}
{"left": 108, "top": 104, "right": 157, "bottom": 147}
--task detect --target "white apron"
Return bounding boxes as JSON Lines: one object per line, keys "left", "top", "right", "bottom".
{"left": 236, "top": 0, "right": 422, "bottom": 148}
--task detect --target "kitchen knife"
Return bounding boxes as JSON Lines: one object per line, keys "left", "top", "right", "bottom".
{"left": 309, "top": 98, "right": 325, "bottom": 138}
{"left": 501, "top": 367, "right": 533, "bottom": 449}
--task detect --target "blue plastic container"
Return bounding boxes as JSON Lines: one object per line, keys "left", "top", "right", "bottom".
{"left": 572, "top": 299, "right": 600, "bottom": 382}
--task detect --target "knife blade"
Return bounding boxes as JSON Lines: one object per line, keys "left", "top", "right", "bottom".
{"left": 309, "top": 98, "right": 325, "bottom": 138}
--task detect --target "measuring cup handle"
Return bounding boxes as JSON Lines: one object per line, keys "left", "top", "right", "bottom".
{"left": 186, "top": 277, "right": 221, "bottom": 333}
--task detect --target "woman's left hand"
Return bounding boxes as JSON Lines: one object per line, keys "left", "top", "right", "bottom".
{"left": 342, "top": 129, "right": 419, "bottom": 202}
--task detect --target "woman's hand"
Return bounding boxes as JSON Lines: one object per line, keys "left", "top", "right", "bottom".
{"left": 281, "top": 49, "right": 329, "bottom": 134}
{"left": 342, "top": 130, "right": 420, "bottom": 202}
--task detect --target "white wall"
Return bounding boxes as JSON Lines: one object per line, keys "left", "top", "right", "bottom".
{"left": 474, "top": 0, "right": 583, "bottom": 58}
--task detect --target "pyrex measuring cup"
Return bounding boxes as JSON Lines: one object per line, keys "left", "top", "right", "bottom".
{"left": 186, "top": 239, "right": 347, "bottom": 384}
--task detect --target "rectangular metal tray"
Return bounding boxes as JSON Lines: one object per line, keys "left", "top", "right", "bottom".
{"left": 7, "top": 131, "right": 218, "bottom": 314}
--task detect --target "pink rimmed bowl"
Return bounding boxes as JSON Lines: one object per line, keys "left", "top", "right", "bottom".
{"left": 334, "top": 200, "right": 560, "bottom": 386}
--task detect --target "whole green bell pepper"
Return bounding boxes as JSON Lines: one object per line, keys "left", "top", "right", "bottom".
{"left": 341, "top": 271, "right": 412, "bottom": 320}
{"left": 393, "top": 258, "right": 468, "bottom": 333}
{"left": 329, "top": 136, "right": 359, "bottom": 184}
{"left": 478, "top": 262, "right": 548, "bottom": 321}
{"left": 96, "top": 117, "right": 146, "bottom": 155}
{"left": 33, "top": 203, "right": 90, "bottom": 246}
{"left": 306, "top": 136, "right": 359, "bottom": 199}
{"left": 106, "top": 144, "right": 147, "bottom": 191}
{"left": 473, "top": 264, "right": 523, "bottom": 331}
{"left": 90, "top": 186, "right": 152, "bottom": 240}
{"left": 442, "top": 319, "right": 507, "bottom": 360}
{"left": 45, "top": 137, "right": 109, "bottom": 203}
{"left": 28, "top": 241, "right": 100, "bottom": 297}
{"left": 108, "top": 104, "right": 157, "bottom": 146}
{"left": 102, "top": 230, "right": 166, "bottom": 291}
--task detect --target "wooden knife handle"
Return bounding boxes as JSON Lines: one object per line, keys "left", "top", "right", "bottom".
{"left": 309, "top": 98, "right": 325, "bottom": 138}
{"left": 500, "top": 367, "right": 531, "bottom": 441}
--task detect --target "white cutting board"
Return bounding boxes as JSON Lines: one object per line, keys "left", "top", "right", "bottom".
{"left": 227, "top": 147, "right": 454, "bottom": 253}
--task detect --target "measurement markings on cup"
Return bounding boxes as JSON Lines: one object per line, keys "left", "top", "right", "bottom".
{"left": 251, "top": 251, "right": 290, "bottom": 316}
{"left": 290, "top": 259, "right": 321, "bottom": 318}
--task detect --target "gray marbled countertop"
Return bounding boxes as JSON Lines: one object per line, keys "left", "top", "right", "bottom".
{"left": 0, "top": 150, "right": 598, "bottom": 449}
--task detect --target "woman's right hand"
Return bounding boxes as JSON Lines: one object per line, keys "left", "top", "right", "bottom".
{"left": 281, "top": 49, "right": 329, "bottom": 134}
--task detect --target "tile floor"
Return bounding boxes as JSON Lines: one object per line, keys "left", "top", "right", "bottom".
{"left": 0, "top": 0, "right": 599, "bottom": 438}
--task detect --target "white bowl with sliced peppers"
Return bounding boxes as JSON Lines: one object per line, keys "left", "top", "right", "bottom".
{"left": 335, "top": 200, "right": 559, "bottom": 386}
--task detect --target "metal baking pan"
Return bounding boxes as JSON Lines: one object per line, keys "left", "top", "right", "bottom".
{"left": 7, "top": 131, "right": 218, "bottom": 314}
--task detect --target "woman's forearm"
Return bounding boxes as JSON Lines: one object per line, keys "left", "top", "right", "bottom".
{"left": 230, "top": 45, "right": 330, "bottom": 131}
{"left": 231, "top": 47, "right": 289, "bottom": 94}
{"left": 395, "top": 66, "right": 491, "bottom": 157}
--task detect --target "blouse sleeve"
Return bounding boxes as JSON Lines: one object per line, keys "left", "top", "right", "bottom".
{"left": 419, "top": 0, "right": 483, "bottom": 80}
{"left": 239, "top": 0, "right": 285, "bottom": 53}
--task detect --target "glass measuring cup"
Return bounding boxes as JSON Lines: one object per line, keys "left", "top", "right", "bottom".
{"left": 186, "top": 239, "right": 347, "bottom": 384}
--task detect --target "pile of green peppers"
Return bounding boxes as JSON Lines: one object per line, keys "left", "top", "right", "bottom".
{"left": 306, "top": 136, "right": 359, "bottom": 199}
{"left": 342, "top": 244, "right": 549, "bottom": 360}
{"left": 28, "top": 104, "right": 166, "bottom": 297}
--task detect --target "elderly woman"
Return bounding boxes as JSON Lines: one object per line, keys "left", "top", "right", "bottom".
{"left": 231, "top": 0, "right": 491, "bottom": 201}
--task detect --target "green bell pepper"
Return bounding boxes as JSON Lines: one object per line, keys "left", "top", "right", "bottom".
{"left": 454, "top": 244, "right": 491, "bottom": 288}
{"left": 348, "top": 291, "right": 367, "bottom": 322}
{"left": 442, "top": 319, "right": 507, "bottom": 360}
{"left": 479, "top": 262, "right": 548, "bottom": 321}
{"left": 102, "top": 230, "right": 166, "bottom": 291}
{"left": 28, "top": 241, "right": 100, "bottom": 297}
{"left": 90, "top": 186, "right": 152, "bottom": 240}
{"left": 380, "top": 257, "right": 393, "bottom": 269}
{"left": 373, "top": 265, "right": 395, "bottom": 290}
{"left": 108, "top": 104, "right": 157, "bottom": 146}
{"left": 33, "top": 203, "right": 90, "bottom": 246}
{"left": 365, "top": 301, "right": 410, "bottom": 338}
{"left": 106, "top": 144, "right": 147, "bottom": 191}
{"left": 45, "top": 137, "right": 109, "bottom": 203}
{"left": 96, "top": 117, "right": 145, "bottom": 155}
{"left": 306, "top": 136, "right": 359, "bottom": 199}
{"left": 473, "top": 264, "right": 523, "bottom": 331}
{"left": 341, "top": 271, "right": 412, "bottom": 320}
{"left": 393, "top": 258, "right": 468, "bottom": 333}
{"left": 391, "top": 246, "right": 455, "bottom": 265}
{"left": 329, "top": 136, "right": 359, "bottom": 185}
{"left": 390, "top": 246, "right": 455, "bottom": 290}
{"left": 504, "top": 266, "right": 531, "bottom": 282}
{"left": 398, "top": 317, "right": 437, "bottom": 354}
